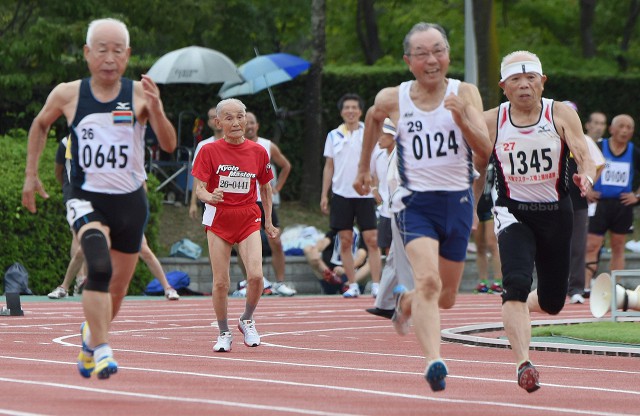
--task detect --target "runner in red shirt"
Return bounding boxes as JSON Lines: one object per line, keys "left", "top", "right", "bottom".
{"left": 192, "top": 98, "right": 278, "bottom": 353}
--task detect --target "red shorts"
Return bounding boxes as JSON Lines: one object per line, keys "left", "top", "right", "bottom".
{"left": 205, "top": 204, "right": 262, "bottom": 244}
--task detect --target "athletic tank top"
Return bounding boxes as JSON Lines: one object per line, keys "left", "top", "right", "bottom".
{"left": 395, "top": 79, "right": 473, "bottom": 192}
{"left": 595, "top": 139, "right": 635, "bottom": 198}
{"left": 493, "top": 98, "right": 569, "bottom": 203}
{"left": 69, "top": 78, "right": 146, "bottom": 194}
{"left": 256, "top": 137, "right": 279, "bottom": 204}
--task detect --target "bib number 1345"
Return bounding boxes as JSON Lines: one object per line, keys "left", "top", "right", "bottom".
{"left": 504, "top": 143, "right": 553, "bottom": 175}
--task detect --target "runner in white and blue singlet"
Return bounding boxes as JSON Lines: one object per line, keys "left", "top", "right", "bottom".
{"left": 353, "top": 22, "right": 492, "bottom": 392}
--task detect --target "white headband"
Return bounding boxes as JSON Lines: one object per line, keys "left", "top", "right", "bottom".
{"left": 500, "top": 60, "right": 543, "bottom": 82}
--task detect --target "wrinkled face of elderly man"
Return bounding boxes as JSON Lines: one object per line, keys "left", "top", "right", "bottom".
{"left": 499, "top": 52, "right": 547, "bottom": 109}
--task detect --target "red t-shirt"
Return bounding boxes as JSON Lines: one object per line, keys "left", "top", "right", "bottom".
{"left": 191, "top": 139, "right": 273, "bottom": 207}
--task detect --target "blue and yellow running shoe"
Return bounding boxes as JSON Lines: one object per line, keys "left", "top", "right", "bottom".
{"left": 77, "top": 322, "right": 94, "bottom": 378}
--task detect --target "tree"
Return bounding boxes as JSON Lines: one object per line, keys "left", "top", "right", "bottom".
{"left": 356, "top": 0, "right": 383, "bottom": 64}
{"left": 618, "top": 0, "right": 640, "bottom": 71}
{"left": 301, "top": 0, "right": 326, "bottom": 207}
{"left": 473, "top": 0, "right": 501, "bottom": 109}
{"left": 580, "top": 0, "right": 597, "bottom": 58}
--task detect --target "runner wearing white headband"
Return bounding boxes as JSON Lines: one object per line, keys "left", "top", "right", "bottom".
{"left": 499, "top": 51, "right": 544, "bottom": 82}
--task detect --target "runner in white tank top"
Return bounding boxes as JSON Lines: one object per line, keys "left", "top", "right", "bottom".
{"left": 483, "top": 50, "right": 596, "bottom": 393}
{"left": 395, "top": 79, "right": 473, "bottom": 192}
{"left": 21, "top": 18, "right": 177, "bottom": 380}
{"left": 353, "top": 23, "right": 492, "bottom": 392}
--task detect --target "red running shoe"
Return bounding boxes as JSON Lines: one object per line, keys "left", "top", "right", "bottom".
{"left": 517, "top": 361, "right": 540, "bottom": 393}
{"left": 322, "top": 268, "right": 342, "bottom": 285}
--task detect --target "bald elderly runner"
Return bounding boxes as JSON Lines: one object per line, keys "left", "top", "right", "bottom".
{"left": 483, "top": 51, "right": 596, "bottom": 393}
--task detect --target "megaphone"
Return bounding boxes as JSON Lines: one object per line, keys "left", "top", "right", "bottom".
{"left": 590, "top": 273, "right": 640, "bottom": 318}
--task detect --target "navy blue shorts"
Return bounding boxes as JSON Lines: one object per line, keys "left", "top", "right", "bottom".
{"left": 394, "top": 189, "right": 473, "bottom": 262}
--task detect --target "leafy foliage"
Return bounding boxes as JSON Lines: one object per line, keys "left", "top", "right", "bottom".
{"left": 0, "top": 133, "right": 162, "bottom": 295}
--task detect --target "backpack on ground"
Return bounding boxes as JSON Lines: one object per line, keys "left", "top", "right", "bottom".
{"left": 145, "top": 270, "right": 191, "bottom": 296}
{"left": 3, "top": 263, "right": 33, "bottom": 295}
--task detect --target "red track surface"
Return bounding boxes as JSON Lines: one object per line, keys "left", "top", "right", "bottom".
{"left": 0, "top": 294, "right": 638, "bottom": 415}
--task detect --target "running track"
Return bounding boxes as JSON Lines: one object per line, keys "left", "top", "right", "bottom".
{"left": 0, "top": 294, "right": 638, "bottom": 416}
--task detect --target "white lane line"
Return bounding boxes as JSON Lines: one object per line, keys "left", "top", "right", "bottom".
{"left": 0, "top": 362, "right": 631, "bottom": 416}
{"left": 0, "top": 376, "right": 357, "bottom": 416}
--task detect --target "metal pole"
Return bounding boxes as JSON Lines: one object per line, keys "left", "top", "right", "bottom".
{"left": 254, "top": 47, "right": 279, "bottom": 113}
{"left": 464, "top": 0, "right": 478, "bottom": 85}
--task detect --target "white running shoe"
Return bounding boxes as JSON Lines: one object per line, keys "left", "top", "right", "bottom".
{"left": 343, "top": 283, "right": 360, "bottom": 298}
{"left": 213, "top": 331, "right": 233, "bottom": 352}
{"left": 570, "top": 293, "right": 585, "bottom": 304}
{"left": 273, "top": 282, "right": 296, "bottom": 296}
{"left": 371, "top": 282, "right": 379, "bottom": 298}
{"left": 48, "top": 286, "right": 68, "bottom": 299}
{"left": 238, "top": 319, "right": 261, "bottom": 347}
{"left": 73, "top": 275, "right": 86, "bottom": 296}
{"left": 164, "top": 287, "right": 180, "bottom": 300}
{"left": 392, "top": 285, "right": 410, "bottom": 336}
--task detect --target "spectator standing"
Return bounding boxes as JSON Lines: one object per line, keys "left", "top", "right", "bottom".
{"left": 584, "top": 114, "right": 640, "bottom": 296}
{"left": 189, "top": 106, "right": 224, "bottom": 220}
{"left": 563, "top": 101, "right": 605, "bottom": 304}
{"left": 471, "top": 160, "right": 502, "bottom": 294}
{"left": 585, "top": 111, "right": 608, "bottom": 142}
{"left": 321, "top": 93, "right": 382, "bottom": 298}
{"left": 245, "top": 111, "right": 296, "bottom": 296}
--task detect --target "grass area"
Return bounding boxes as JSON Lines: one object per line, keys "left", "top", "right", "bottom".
{"left": 531, "top": 322, "right": 640, "bottom": 345}
{"left": 277, "top": 200, "right": 328, "bottom": 231}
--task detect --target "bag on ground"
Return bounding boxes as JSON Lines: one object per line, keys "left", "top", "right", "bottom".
{"left": 145, "top": 270, "right": 191, "bottom": 295}
{"left": 170, "top": 238, "right": 202, "bottom": 259}
{"left": 3, "top": 263, "right": 34, "bottom": 295}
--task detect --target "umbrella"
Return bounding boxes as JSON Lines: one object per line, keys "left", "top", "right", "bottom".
{"left": 218, "top": 53, "right": 310, "bottom": 112}
{"left": 147, "top": 46, "right": 243, "bottom": 84}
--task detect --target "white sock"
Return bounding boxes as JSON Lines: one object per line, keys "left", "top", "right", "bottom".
{"left": 94, "top": 344, "right": 113, "bottom": 363}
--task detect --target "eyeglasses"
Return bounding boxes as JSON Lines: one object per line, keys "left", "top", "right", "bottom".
{"left": 406, "top": 47, "right": 448, "bottom": 61}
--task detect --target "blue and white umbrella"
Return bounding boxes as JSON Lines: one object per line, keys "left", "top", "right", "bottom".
{"left": 218, "top": 53, "right": 310, "bottom": 111}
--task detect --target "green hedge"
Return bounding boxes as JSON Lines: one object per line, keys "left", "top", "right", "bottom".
{"left": 1, "top": 133, "right": 162, "bottom": 295}
{"left": 150, "top": 67, "right": 640, "bottom": 202}
{"left": 4, "top": 65, "right": 640, "bottom": 202}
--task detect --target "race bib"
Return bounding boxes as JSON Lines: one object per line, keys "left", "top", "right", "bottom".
{"left": 219, "top": 176, "right": 251, "bottom": 194}
{"left": 66, "top": 198, "right": 94, "bottom": 227}
{"left": 600, "top": 161, "right": 630, "bottom": 187}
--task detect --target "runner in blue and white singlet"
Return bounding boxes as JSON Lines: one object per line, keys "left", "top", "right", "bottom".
{"left": 353, "top": 23, "right": 492, "bottom": 392}
{"left": 69, "top": 78, "right": 147, "bottom": 194}
{"left": 22, "top": 18, "right": 177, "bottom": 381}
{"left": 393, "top": 79, "right": 475, "bottom": 261}
{"left": 395, "top": 79, "right": 474, "bottom": 193}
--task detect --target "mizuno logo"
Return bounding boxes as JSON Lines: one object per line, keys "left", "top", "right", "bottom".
{"left": 116, "top": 102, "right": 131, "bottom": 110}
{"left": 255, "top": 218, "right": 261, "bottom": 222}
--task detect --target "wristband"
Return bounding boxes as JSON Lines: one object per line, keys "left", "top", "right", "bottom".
{"left": 585, "top": 175, "right": 594, "bottom": 186}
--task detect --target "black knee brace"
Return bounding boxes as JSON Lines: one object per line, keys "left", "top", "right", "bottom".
{"left": 80, "top": 229, "right": 112, "bottom": 292}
